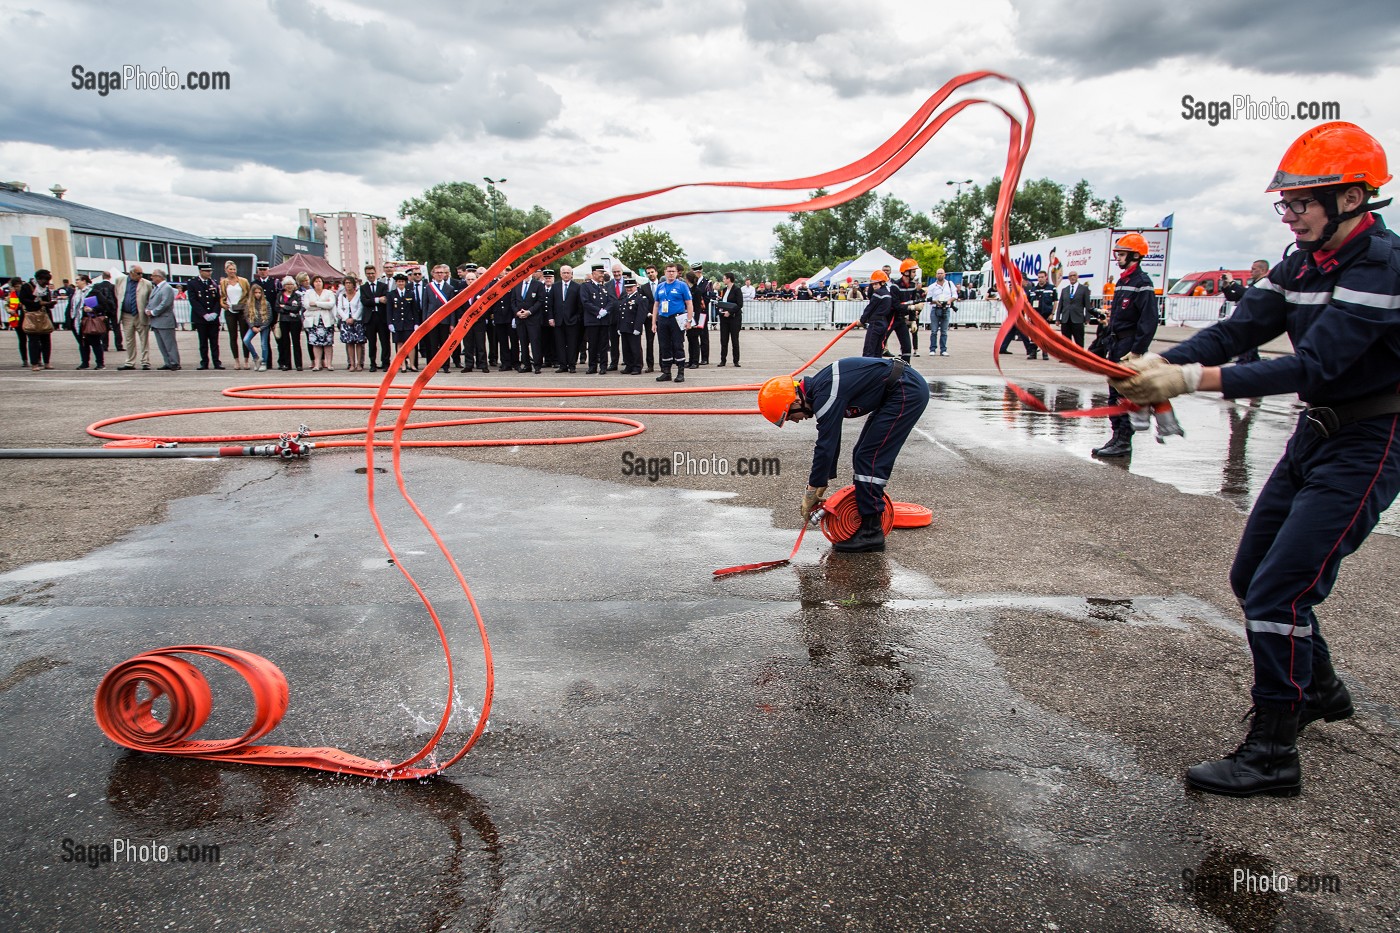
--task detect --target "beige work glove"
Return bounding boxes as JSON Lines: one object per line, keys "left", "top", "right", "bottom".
{"left": 1111, "top": 362, "right": 1203, "bottom": 405}
{"left": 800, "top": 485, "right": 827, "bottom": 522}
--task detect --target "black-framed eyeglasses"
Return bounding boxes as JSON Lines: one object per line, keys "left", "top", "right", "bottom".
{"left": 1274, "top": 197, "right": 1319, "bottom": 216}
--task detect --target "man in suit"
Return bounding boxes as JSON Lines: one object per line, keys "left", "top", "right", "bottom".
{"left": 419, "top": 263, "right": 456, "bottom": 373}
{"left": 608, "top": 262, "right": 629, "bottom": 372}
{"left": 146, "top": 269, "right": 181, "bottom": 370}
{"left": 580, "top": 263, "right": 612, "bottom": 375}
{"left": 1056, "top": 270, "right": 1091, "bottom": 348}
{"left": 714, "top": 271, "right": 744, "bottom": 367}
{"left": 511, "top": 267, "right": 547, "bottom": 373}
{"left": 488, "top": 268, "right": 517, "bottom": 371}
{"left": 689, "top": 263, "right": 713, "bottom": 366}
{"left": 360, "top": 264, "right": 390, "bottom": 372}
{"left": 549, "top": 265, "right": 582, "bottom": 373}
{"left": 90, "top": 270, "right": 118, "bottom": 352}
{"left": 640, "top": 265, "right": 659, "bottom": 372}
{"left": 115, "top": 264, "right": 154, "bottom": 370}
{"left": 537, "top": 268, "right": 557, "bottom": 370}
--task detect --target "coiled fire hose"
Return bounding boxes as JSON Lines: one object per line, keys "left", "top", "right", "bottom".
{"left": 89, "top": 71, "right": 1124, "bottom": 779}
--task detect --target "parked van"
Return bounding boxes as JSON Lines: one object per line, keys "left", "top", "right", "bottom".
{"left": 1167, "top": 269, "right": 1251, "bottom": 297}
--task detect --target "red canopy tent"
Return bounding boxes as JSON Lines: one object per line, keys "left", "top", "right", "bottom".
{"left": 266, "top": 253, "right": 347, "bottom": 284}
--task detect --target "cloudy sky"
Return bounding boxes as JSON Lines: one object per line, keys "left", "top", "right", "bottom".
{"left": 4, "top": 0, "right": 1399, "bottom": 274}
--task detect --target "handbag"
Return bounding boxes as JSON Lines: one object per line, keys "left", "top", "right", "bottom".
{"left": 22, "top": 310, "right": 53, "bottom": 335}
{"left": 80, "top": 313, "right": 109, "bottom": 337}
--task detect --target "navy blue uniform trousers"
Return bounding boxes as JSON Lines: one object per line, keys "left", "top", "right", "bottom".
{"left": 851, "top": 367, "right": 930, "bottom": 515}
{"left": 1233, "top": 413, "right": 1400, "bottom": 706}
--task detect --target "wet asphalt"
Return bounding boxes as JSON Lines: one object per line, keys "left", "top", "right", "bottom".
{"left": 0, "top": 326, "right": 1396, "bottom": 932}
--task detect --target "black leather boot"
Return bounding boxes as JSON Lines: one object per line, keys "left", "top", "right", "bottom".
{"left": 833, "top": 512, "right": 885, "bottom": 553}
{"left": 1092, "top": 426, "right": 1132, "bottom": 458}
{"left": 1299, "top": 657, "right": 1354, "bottom": 730}
{"left": 1186, "top": 704, "right": 1301, "bottom": 798}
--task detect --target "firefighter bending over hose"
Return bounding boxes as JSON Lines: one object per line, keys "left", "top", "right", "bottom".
{"left": 759, "top": 356, "right": 930, "bottom": 552}
{"left": 1112, "top": 122, "right": 1400, "bottom": 799}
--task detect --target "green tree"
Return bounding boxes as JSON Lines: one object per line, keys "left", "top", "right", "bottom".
{"left": 692, "top": 258, "right": 777, "bottom": 284}
{"left": 774, "top": 246, "right": 814, "bottom": 286}
{"left": 907, "top": 239, "right": 948, "bottom": 279}
{"left": 397, "top": 181, "right": 586, "bottom": 270}
{"left": 771, "top": 189, "right": 932, "bottom": 277}
{"left": 929, "top": 177, "right": 1125, "bottom": 272}
{"left": 612, "top": 226, "right": 687, "bottom": 272}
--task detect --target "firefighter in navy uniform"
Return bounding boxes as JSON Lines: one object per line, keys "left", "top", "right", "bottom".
{"left": 1114, "top": 122, "right": 1400, "bottom": 798}
{"left": 1027, "top": 270, "right": 1057, "bottom": 359}
{"left": 186, "top": 262, "right": 224, "bottom": 370}
{"left": 758, "top": 357, "right": 930, "bottom": 553}
{"left": 883, "top": 258, "right": 917, "bottom": 362}
{"left": 1090, "top": 233, "right": 1159, "bottom": 458}
{"left": 616, "top": 276, "right": 650, "bottom": 374}
{"left": 859, "top": 270, "right": 895, "bottom": 359}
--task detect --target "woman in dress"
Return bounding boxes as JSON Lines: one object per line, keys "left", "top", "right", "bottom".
{"left": 219, "top": 260, "right": 252, "bottom": 370}
{"left": 301, "top": 275, "right": 337, "bottom": 372}
{"left": 243, "top": 283, "right": 274, "bottom": 371}
{"left": 335, "top": 274, "right": 366, "bottom": 372}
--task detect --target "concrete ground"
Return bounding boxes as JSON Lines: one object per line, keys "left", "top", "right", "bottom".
{"left": 0, "top": 324, "right": 1395, "bottom": 932}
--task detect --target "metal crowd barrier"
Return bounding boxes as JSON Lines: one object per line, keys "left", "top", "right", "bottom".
{"left": 1162, "top": 295, "right": 1227, "bottom": 325}
{"left": 52, "top": 298, "right": 194, "bottom": 328}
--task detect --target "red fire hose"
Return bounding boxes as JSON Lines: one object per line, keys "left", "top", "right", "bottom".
{"left": 89, "top": 71, "right": 1095, "bottom": 779}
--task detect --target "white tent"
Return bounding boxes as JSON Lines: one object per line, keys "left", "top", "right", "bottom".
{"left": 832, "top": 247, "right": 902, "bottom": 283}
{"left": 805, "top": 265, "right": 833, "bottom": 284}
{"left": 807, "top": 247, "right": 902, "bottom": 286}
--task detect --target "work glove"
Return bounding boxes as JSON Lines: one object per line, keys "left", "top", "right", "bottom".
{"left": 1119, "top": 352, "right": 1166, "bottom": 371}
{"left": 1111, "top": 362, "right": 1203, "bottom": 405}
{"left": 800, "top": 485, "right": 827, "bottom": 522}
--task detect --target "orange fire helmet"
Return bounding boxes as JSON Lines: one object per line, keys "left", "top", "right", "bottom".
{"left": 758, "top": 376, "right": 799, "bottom": 426}
{"left": 1266, "top": 122, "right": 1390, "bottom": 193}
{"left": 1113, "top": 233, "right": 1149, "bottom": 256}
{"left": 869, "top": 269, "right": 890, "bottom": 283}
{"left": 899, "top": 258, "right": 919, "bottom": 273}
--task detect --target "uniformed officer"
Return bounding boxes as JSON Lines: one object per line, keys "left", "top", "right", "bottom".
{"left": 186, "top": 262, "right": 224, "bottom": 370}
{"left": 1028, "top": 269, "right": 1057, "bottom": 359}
{"left": 617, "top": 276, "right": 650, "bottom": 374}
{"left": 1090, "top": 233, "right": 1159, "bottom": 458}
{"left": 859, "top": 270, "right": 895, "bottom": 358}
{"left": 580, "top": 263, "right": 612, "bottom": 376}
{"left": 1113, "top": 122, "right": 1400, "bottom": 798}
{"left": 758, "top": 356, "right": 930, "bottom": 552}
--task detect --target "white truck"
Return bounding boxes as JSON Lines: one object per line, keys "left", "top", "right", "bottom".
{"left": 1002, "top": 227, "right": 1172, "bottom": 299}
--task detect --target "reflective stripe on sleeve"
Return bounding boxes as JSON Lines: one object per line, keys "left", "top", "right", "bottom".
{"left": 1332, "top": 286, "right": 1400, "bottom": 310}
{"left": 815, "top": 362, "right": 841, "bottom": 420}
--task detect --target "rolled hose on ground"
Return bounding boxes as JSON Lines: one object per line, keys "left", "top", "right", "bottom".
{"left": 95, "top": 70, "right": 1043, "bottom": 779}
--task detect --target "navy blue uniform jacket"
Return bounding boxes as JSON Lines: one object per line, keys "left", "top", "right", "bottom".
{"left": 799, "top": 357, "right": 902, "bottom": 488}
{"left": 1163, "top": 213, "right": 1400, "bottom": 406}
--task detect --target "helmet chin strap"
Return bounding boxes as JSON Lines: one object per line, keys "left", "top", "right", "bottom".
{"left": 1296, "top": 188, "right": 1392, "bottom": 252}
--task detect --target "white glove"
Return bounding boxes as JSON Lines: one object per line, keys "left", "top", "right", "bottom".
{"left": 1120, "top": 352, "right": 1167, "bottom": 372}
{"left": 388, "top": 324, "right": 396, "bottom": 334}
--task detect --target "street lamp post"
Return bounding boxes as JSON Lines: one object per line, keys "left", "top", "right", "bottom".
{"left": 483, "top": 176, "right": 507, "bottom": 260}
{"left": 945, "top": 178, "right": 973, "bottom": 272}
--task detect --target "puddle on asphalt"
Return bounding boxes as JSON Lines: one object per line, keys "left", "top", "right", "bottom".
{"left": 923, "top": 376, "right": 1399, "bottom": 538}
